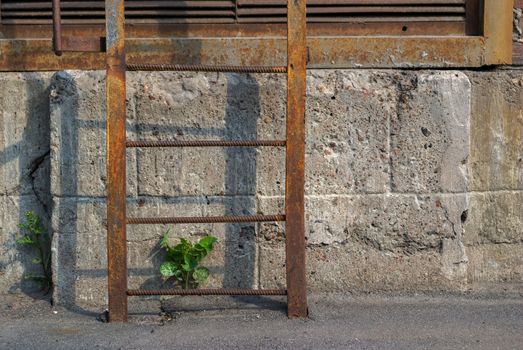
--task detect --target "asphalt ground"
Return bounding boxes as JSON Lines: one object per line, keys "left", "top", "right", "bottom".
{"left": 1, "top": 292, "right": 522, "bottom": 350}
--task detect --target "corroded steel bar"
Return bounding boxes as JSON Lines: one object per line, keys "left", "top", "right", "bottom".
{"left": 52, "top": 0, "right": 62, "bottom": 55}
{"left": 285, "top": 0, "right": 308, "bottom": 318}
{"left": 127, "top": 63, "right": 287, "bottom": 73}
{"left": 127, "top": 289, "right": 287, "bottom": 296}
{"left": 0, "top": 37, "right": 487, "bottom": 72}
{"left": 126, "top": 140, "right": 286, "bottom": 147}
{"left": 127, "top": 215, "right": 286, "bottom": 225}
{"left": 106, "top": 0, "right": 128, "bottom": 323}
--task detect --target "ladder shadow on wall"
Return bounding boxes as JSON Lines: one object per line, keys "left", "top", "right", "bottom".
{"left": 133, "top": 73, "right": 263, "bottom": 296}
{"left": 50, "top": 70, "right": 282, "bottom": 313}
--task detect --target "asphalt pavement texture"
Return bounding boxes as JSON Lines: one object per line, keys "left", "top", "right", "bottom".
{"left": 1, "top": 292, "right": 522, "bottom": 349}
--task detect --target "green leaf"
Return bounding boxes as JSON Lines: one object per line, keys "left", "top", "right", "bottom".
{"left": 198, "top": 236, "right": 217, "bottom": 251}
{"left": 181, "top": 255, "right": 197, "bottom": 272}
{"left": 191, "top": 244, "right": 208, "bottom": 261}
{"left": 160, "top": 228, "right": 171, "bottom": 250}
{"left": 179, "top": 238, "right": 192, "bottom": 252}
{"left": 159, "top": 233, "right": 217, "bottom": 288}
{"left": 31, "top": 257, "right": 42, "bottom": 265}
{"left": 160, "top": 262, "right": 180, "bottom": 278}
{"left": 19, "top": 211, "right": 46, "bottom": 236}
{"left": 16, "top": 235, "right": 36, "bottom": 246}
{"left": 26, "top": 211, "right": 43, "bottom": 234}
{"left": 167, "top": 250, "right": 184, "bottom": 265}
{"left": 192, "top": 267, "right": 209, "bottom": 284}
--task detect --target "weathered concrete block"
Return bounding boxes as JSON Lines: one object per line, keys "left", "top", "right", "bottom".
{"left": 390, "top": 72, "right": 471, "bottom": 193}
{"left": 50, "top": 71, "right": 137, "bottom": 198}
{"left": 0, "top": 73, "right": 52, "bottom": 196}
{"left": 306, "top": 71, "right": 392, "bottom": 194}
{"left": 257, "top": 195, "right": 352, "bottom": 246}
{"left": 467, "top": 71, "right": 523, "bottom": 191}
{"left": 466, "top": 244, "right": 523, "bottom": 290}
{"left": 440, "top": 238, "right": 468, "bottom": 284}
{"left": 258, "top": 193, "right": 467, "bottom": 253}
{"left": 258, "top": 242, "right": 463, "bottom": 292}
{"left": 136, "top": 147, "right": 259, "bottom": 196}
{"left": 258, "top": 70, "right": 392, "bottom": 196}
{"left": 464, "top": 191, "right": 523, "bottom": 245}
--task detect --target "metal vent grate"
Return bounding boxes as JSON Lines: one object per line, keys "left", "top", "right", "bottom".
{"left": 0, "top": 0, "right": 466, "bottom": 25}
{"left": 237, "top": 0, "right": 466, "bottom": 23}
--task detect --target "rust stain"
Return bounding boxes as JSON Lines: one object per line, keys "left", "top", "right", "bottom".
{"left": 482, "top": 0, "right": 513, "bottom": 64}
{"left": 0, "top": 36, "right": 490, "bottom": 71}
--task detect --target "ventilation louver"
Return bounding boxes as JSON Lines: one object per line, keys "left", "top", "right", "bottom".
{"left": 0, "top": 0, "right": 466, "bottom": 25}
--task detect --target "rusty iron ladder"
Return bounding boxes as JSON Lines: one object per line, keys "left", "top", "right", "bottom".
{"left": 53, "top": 0, "right": 307, "bottom": 322}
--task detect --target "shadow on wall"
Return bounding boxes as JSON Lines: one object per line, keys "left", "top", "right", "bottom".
{"left": 50, "top": 71, "right": 263, "bottom": 310}
{"left": 0, "top": 73, "right": 52, "bottom": 296}
{"left": 223, "top": 73, "right": 259, "bottom": 289}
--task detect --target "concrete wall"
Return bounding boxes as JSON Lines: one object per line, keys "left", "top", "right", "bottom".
{"left": 0, "top": 73, "right": 53, "bottom": 294}
{"left": 0, "top": 68, "right": 521, "bottom": 308}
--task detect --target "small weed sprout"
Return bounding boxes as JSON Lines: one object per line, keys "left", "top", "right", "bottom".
{"left": 16, "top": 211, "right": 52, "bottom": 292}
{"left": 159, "top": 229, "right": 217, "bottom": 289}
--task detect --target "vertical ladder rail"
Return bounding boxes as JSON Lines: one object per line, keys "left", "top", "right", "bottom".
{"left": 286, "top": 0, "right": 308, "bottom": 317}
{"left": 106, "top": 0, "right": 128, "bottom": 322}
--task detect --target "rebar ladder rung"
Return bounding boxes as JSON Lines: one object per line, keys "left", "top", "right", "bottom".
{"left": 127, "top": 64, "right": 287, "bottom": 74}
{"left": 127, "top": 215, "right": 285, "bottom": 225}
{"left": 127, "top": 289, "right": 287, "bottom": 296}
{"left": 126, "top": 140, "right": 286, "bottom": 148}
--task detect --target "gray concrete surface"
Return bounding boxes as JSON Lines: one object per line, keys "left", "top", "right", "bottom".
{"left": 47, "top": 70, "right": 522, "bottom": 308}
{"left": 1, "top": 293, "right": 522, "bottom": 350}
{"left": 1, "top": 69, "right": 522, "bottom": 309}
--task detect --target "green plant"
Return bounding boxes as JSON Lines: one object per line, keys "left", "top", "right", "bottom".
{"left": 16, "top": 211, "right": 52, "bottom": 291}
{"left": 159, "top": 229, "right": 217, "bottom": 289}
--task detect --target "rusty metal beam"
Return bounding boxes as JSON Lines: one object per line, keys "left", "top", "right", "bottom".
{"left": 285, "top": 0, "right": 308, "bottom": 318}
{"left": 0, "top": 36, "right": 487, "bottom": 71}
{"left": 106, "top": 0, "right": 128, "bottom": 323}
{"left": 0, "top": 1, "right": 513, "bottom": 70}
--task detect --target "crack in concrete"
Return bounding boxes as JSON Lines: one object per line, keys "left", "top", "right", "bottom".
{"left": 27, "top": 150, "right": 51, "bottom": 218}
{"left": 441, "top": 205, "right": 460, "bottom": 238}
